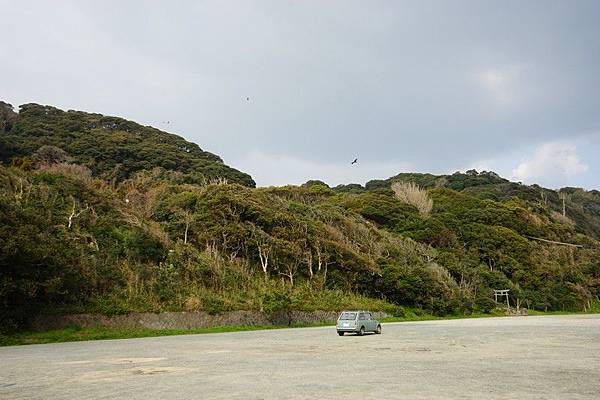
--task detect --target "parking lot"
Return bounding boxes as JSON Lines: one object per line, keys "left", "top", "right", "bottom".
{"left": 1, "top": 315, "right": 599, "bottom": 399}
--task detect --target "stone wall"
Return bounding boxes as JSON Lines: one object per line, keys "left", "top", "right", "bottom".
{"left": 31, "top": 310, "right": 392, "bottom": 331}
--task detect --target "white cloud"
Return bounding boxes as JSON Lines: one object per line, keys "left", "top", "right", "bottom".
{"left": 236, "top": 150, "right": 412, "bottom": 187}
{"left": 475, "top": 64, "right": 526, "bottom": 109}
{"left": 461, "top": 158, "right": 495, "bottom": 173}
{"left": 511, "top": 140, "right": 588, "bottom": 186}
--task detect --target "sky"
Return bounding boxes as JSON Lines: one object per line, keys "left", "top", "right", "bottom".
{"left": 1, "top": 0, "right": 599, "bottom": 189}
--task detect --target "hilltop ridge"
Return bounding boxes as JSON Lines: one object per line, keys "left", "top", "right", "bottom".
{"left": 333, "top": 170, "right": 600, "bottom": 240}
{"left": 0, "top": 102, "right": 254, "bottom": 186}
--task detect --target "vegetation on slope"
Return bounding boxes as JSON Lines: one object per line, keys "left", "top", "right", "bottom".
{"left": 0, "top": 102, "right": 254, "bottom": 186}
{"left": 1, "top": 102, "right": 599, "bottom": 333}
{"left": 354, "top": 170, "right": 600, "bottom": 239}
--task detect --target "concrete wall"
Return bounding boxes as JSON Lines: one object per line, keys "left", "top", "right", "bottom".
{"left": 31, "top": 310, "right": 391, "bottom": 331}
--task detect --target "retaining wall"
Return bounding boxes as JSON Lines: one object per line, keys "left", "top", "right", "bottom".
{"left": 31, "top": 310, "right": 391, "bottom": 331}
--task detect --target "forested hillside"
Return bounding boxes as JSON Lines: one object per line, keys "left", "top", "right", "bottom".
{"left": 0, "top": 102, "right": 254, "bottom": 186}
{"left": 1, "top": 102, "right": 599, "bottom": 331}
{"left": 357, "top": 171, "right": 600, "bottom": 240}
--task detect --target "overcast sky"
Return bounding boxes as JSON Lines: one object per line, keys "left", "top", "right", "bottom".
{"left": 2, "top": 1, "right": 599, "bottom": 189}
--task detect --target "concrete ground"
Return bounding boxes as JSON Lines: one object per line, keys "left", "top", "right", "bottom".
{"left": 1, "top": 315, "right": 599, "bottom": 400}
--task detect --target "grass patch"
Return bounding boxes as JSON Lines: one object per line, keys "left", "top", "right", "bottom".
{"left": 527, "top": 305, "right": 600, "bottom": 316}
{"left": 0, "top": 325, "right": 286, "bottom": 347}
{"left": 2, "top": 305, "right": 598, "bottom": 347}
{"left": 380, "top": 308, "right": 506, "bottom": 323}
{"left": 0, "top": 321, "right": 342, "bottom": 347}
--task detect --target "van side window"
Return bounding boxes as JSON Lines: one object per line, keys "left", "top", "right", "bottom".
{"left": 358, "top": 313, "right": 366, "bottom": 320}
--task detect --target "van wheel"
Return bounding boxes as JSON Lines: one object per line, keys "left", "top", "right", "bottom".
{"left": 337, "top": 331, "right": 344, "bottom": 336}
{"left": 358, "top": 326, "right": 365, "bottom": 336}
{"left": 375, "top": 325, "right": 382, "bottom": 334}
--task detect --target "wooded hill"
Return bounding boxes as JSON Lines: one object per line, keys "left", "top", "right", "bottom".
{"left": 0, "top": 102, "right": 254, "bottom": 186}
{"left": 1, "top": 102, "right": 599, "bottom": 331}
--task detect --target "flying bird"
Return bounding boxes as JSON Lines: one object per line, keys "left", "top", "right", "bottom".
{"left": 246, "top": 97, "right": 250, "bottom": 101}
{"left": 351, "top": 158, "right": 358, "bottom": 165}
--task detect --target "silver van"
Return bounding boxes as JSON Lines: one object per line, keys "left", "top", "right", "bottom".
{"left": 336, "top": 311, "right": 381, "bottom": 336}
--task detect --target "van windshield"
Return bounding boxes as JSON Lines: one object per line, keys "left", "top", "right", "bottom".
{"left": 339, "top": 312, "right": 357, "bottom": 320}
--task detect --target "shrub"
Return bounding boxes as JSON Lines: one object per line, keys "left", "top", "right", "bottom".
{"left": 38, "top": 162, "right": 93, "bottom": 181}
{"left": 391, "top": 181, "right": 433, "bottom": 216}
{"left": 32, "top": 145, "right": 70, "bottom": 165}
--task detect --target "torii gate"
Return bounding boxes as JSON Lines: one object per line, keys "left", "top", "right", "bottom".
{"left": 494, "top": 289, "right": 510, "bottom": 309}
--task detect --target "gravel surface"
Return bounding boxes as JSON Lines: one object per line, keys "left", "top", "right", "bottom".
{"left": 1, "top": 315, "right": 599, "bottom": 399}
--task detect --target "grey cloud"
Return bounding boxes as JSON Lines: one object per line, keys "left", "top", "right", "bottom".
{"left": 2, "top": 0, "right": 599, "bottom": 187}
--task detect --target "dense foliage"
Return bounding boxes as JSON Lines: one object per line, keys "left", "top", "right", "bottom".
{"left": 1, "top": 103, "right": 599, "bottom": 331}
{"left": 359, "top": 171, "right": 600, "bottom": 239}
{"left": 1, "top": 103, "right": 254, "bottom": 186}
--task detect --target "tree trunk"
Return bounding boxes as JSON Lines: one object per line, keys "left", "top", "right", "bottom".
{"left": 258, "top": 246, "right": 270, "bottom": 278}
{"left": 68, "top": 202, "right": 76, "bottom": 229}
{"left": 306, "top": 250, "right": 313, "bottom": 280}
{"left": 67, "top": 198, "right": 89, "bottom": 229}
{"left": 184, "top": 219, "right": 189, "bottom": 244}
